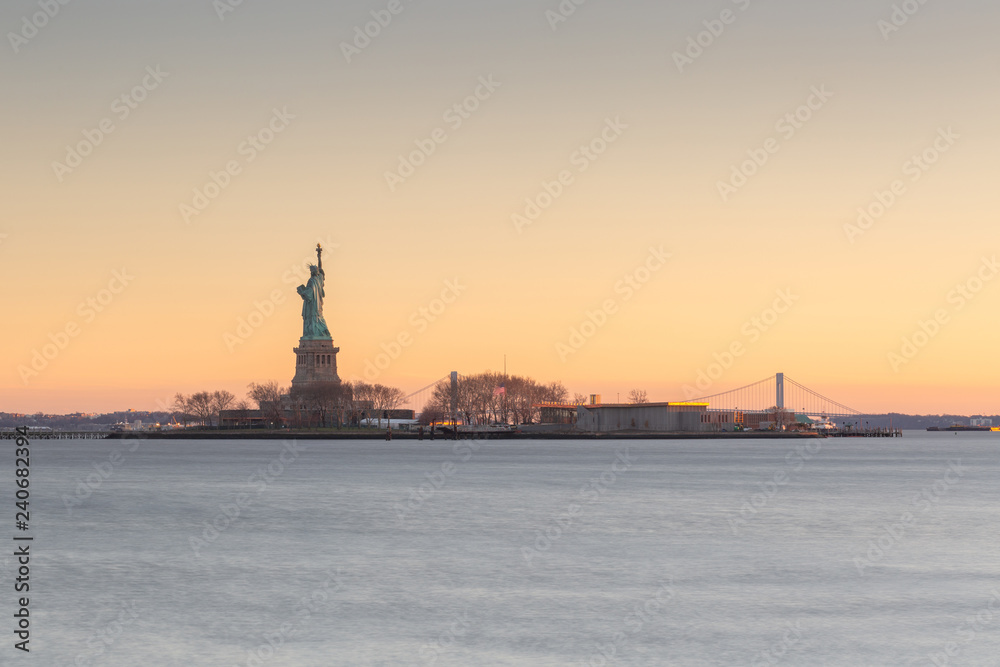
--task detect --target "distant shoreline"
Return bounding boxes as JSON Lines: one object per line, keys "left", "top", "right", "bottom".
{"left": 106, "top": 430, "right": 823, "bottom": 440}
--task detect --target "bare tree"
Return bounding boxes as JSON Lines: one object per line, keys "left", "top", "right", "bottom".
{"left": 292, "top": 381, "right": 345, "bottom": 428}
{"left": 378, "top": 385, "right": 407, "bottom": 427}
{"left": 331, "top": 382, "right": 354, "bottom": 428}
{"left": 424, "top": 373, "right": 570, "bottom": 426}
{"left": 248, "top": 381, "right": 286, "bottom": 428}
{"left": 545, "top": 381, "right": 568, "bottom": 404}
{"left": 418, "top": 406, "right": 445, "bottom": 426}
{"left": 628, "top": 389, "right": 649, "bottom": 404}
{"left": 288, "top": 384, "right": 320, "bottom": 428}
{"left": 187, "top": 392, "right": 215, "bottom": 426}
{"left": 429, "top": 379, "right": 453, "bottom": 422}
{"left": 172, "top": 393, "right": 193, "bottom": 427}
{"left": 316, "top": 382, "right": 346, "bottom": 428}
{"left": 212, "top": 390, "right": 235, "bottom": 427}
{"left": 365, "top": 384, "right": 404, "bottom": 428}
{"left": 352, "top": 382, "right": 377, "bottom": 427}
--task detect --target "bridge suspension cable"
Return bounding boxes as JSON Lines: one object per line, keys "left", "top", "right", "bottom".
{"left": 401, "top": 375, "right": 451, "bottom": 416}
{"left": 683, "top": 375, "right": 775, "bottom": 404}
{"left": 684, "top": 373, "right": 863, "bottom": 417}
{"left": 783, "top": 376, "right": 862, "bottom": 416}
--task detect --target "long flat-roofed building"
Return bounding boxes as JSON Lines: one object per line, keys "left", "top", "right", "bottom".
{"left": 576, "top": 402, "right": 709, "bottom": 433}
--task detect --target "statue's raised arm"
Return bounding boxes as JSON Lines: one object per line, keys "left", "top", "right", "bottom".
{"left": 317, "top": 243, "right": 324, "bottom": 276}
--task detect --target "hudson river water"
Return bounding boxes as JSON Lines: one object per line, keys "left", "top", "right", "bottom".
{"left": 9, "top": 432, "right": 1000, "bottom": 665}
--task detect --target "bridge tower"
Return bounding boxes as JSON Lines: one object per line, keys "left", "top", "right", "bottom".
{"left": 450, "top": 371, "right": 458, "bottom": 420}
{"left": 776, "top": 372, "right": 784, "bottom": 410}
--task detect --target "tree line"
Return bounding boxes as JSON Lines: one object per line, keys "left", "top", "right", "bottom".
{"left": 170, "top": 390, "right": 237, "bottom": 427}
{"left": 171, "top": 381, "right": 408, "bottom": 429}
{"left": 423, "top": 372, "right": 568, "bottom": 426}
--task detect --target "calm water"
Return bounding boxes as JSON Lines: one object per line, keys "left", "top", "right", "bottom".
{"left": 6, "top": 432, "right": 1000, "bottom": 666}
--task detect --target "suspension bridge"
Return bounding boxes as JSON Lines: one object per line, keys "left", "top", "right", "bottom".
{"left": 686, "top": 373, "right": 862, "bottom": 417}
{"left": 402, "top": 373, "right": 864, "bottom": 419}
{"left": 682, "top": 373, "right": 892, "bottom": 433}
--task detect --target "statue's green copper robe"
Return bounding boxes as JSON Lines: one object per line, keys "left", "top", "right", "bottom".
{"left": 297, "top": 269, "right": 332, "bottom": 340}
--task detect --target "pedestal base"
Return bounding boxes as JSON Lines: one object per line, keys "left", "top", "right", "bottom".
{"left": 291, "top": 339, "right": 341, "bottom": 388}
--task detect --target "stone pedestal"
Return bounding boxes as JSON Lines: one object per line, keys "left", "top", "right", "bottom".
{"left": 291, "top": 338, "right": 341, "bottom": 388}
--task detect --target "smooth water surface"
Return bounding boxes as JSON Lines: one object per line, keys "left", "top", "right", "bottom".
{"left": 5, "top": 432, "right": 1000, "bottom": 665}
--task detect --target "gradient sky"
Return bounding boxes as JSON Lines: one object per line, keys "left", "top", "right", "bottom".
{"left": 2, "top": 0, "right": 998, "bottom": 414}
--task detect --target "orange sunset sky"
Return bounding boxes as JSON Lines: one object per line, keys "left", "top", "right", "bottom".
{"left": 2, "top": 0, "right": 999, "bottom": 414}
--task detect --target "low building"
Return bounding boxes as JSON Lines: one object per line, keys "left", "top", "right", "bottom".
{"left": 576, "top": 402, "right": 709, "bottom": 433}
{"left": 535, "top": 403, "right": 581, "bottom": 425}
{"left": 219, "top": 409, "right": 267, "bottom": 429}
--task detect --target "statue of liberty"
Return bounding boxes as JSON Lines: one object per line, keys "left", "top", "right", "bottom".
{"left": 296, "top": 244, "right": 332, "bottom": 340}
